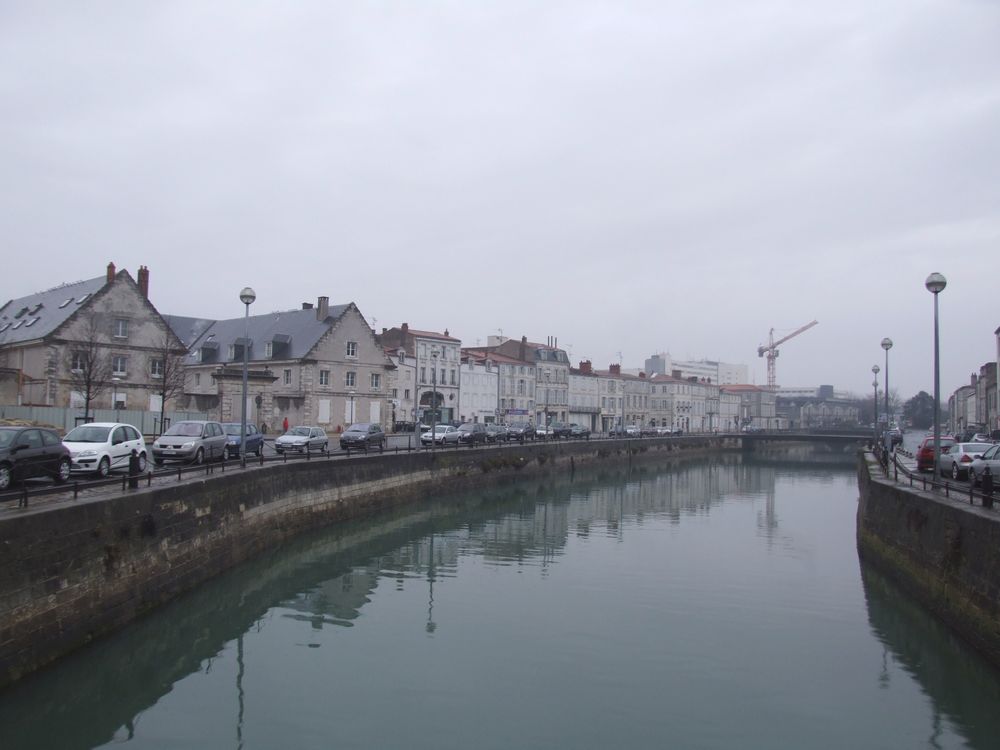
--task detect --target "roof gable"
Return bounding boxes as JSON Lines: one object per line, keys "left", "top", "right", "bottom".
{"left": 0, "top": 275, "right": 107, "bottom": 346}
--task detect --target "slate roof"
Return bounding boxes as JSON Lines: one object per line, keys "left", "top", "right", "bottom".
{"left": 176, "top": 304, "right": 351, "bottom": 364}
{"left": 0, "top": 275, "right": 107, "bottom": 346}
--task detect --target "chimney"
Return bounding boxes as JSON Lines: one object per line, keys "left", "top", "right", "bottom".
{"left": 579, "top": 360, "right": 592, "bottom": 375}
{"left": 444, "top": 328, "right": 449, "bottom": 337}
{"left": 610, "top": 363, "right": 621, "bottom": 376}
{"left": 106, "top": 262, "right": 116, "bottom": 283}
{"left": 520, "top": 335, "right": 527, "bottom": 362}
{"left": 971, "top": 373, "right": 978, "bottom": 387}
{"left": 382, "top": 327, "right": 388, "bottom": 335}
{"left": 302, "top": 302, "right": 313, "bottom": 310}
{"left": 639, "top": 372, "right": 646, "bottom": 379}
{"left": 672, "top": 369, "right": 682, "bottom": 379}
{"left": 137, "top": 265, "right": 149, "bottom": 298}
{"left": 317, "top": 296, "right": 329, "bottom": 321}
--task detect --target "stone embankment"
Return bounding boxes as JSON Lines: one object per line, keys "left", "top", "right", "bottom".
{"left": 857, "top": 452, "right": 1000, "bottom": 668}
{"left": 0, "top": 436, "right": 736, "bottom": 689}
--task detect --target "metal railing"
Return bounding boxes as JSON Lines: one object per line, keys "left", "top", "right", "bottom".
{"left": 874, "top": 445, "right": 997, "bottom": 510}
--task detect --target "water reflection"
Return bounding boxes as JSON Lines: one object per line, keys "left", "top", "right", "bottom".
{"left": 5, "top": 449, "right": 995, "bottom": 750}
{"left": 861, "top": 563, "right": 1000, "bottom": 749}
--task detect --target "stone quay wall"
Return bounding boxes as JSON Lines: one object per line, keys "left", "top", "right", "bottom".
{"left": 0, "top": 436, "right": 738, "bottom": 689}
{"left": 857, "top": 452, "right": 1000, "bottom": 667}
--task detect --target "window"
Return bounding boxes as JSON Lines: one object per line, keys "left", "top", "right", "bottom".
{"left": 420, "top": 367, "right": 426, "bottom": 383}
{"left": 404, "top": 388, "right": 410, "bottom": 399}
{"left": 71, "top": 351, "right": 85, "bottom": 372}
{"left": 440, "top": 368, "right": 445, "bottom": 383}
{"left": 346, "top": 341, "right": 358, "bottom": 358}
{"left": 194, "top": 373, "right": 201, "bottom": 386}
{"left": 398, "top": 351, "right": 405, "bottom": 364}
{"left": 283, "top": 369, "right": 292, "bottom": 385}
{"left": 151, "top": 358, "right": 164, "bottom": 378}
{"left": 450, "top": 370, "right": 456, "bottom": 385}
{"left": 228, "top": 345, "right": 235, "bottom": 360}
{"left": 113, "top": 318, "right": 129, "bottom": 338}
{"left": 346, "top": 371, "right": 356, "bottom": 387}
{"left": 370, "top": 373, "right": 381, "bottom": 389}
{"left": 391, "top": 388, "right": 398, "bottom": 398}
{"left": 265, "top": 342, "right": 273, "bottom": 358}
{"left": 112, "top": 356, "right": 127, "bottom": 376}
{"left": 319, "top": 370, "right": 330, "bottom": 386}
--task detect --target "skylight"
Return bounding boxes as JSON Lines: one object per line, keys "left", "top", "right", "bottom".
{"left": 59, "top": 298, "right": 73, "bottom": 308}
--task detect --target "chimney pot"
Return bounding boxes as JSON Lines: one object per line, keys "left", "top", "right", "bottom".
{"left": 317, "top": 296, "right": 329, "bottom": 321}
{"left": 106, "top": 262, "right": 116, "bottom": 283}
{"left": 137, "top": 265, "right": 149, "bottom": 298}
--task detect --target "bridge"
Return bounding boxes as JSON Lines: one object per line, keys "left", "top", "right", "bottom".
{"left": 737, "top": 430, "right": 871, "bottom": 450}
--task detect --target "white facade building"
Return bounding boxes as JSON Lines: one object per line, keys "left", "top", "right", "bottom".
{"left": 459, "top": 355, "right": 498, "bottom": 423}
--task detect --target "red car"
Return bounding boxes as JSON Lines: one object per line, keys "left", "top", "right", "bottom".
{"left": 916, "top": 436, "right": 955, "bottom": 472}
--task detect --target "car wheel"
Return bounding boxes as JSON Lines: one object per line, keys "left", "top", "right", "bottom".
{"left": 138, "top": 452, "right": 147, "bottom": 472}
{"left": 55, "top": 457, "right": 71, "bottom": 484}
{"left": 194, "top": 447, "right": 205, "bottom": 465}
{"left": 96, "top": 456, "right": 111, "bottom": 478}
{"left": 0, "top": 463, "right": 11, "bottom": 491}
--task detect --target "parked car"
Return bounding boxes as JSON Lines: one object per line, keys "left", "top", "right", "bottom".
{"left": 915, "top": 436, "right": 955, "bottom": 472}
{"left": 655, "top": 426, "right": 673, "bottom": 436}
{"left": 938, "top": 442, "right": 994, "bottom": 480}
{"left": 222, "top": 423, "right": 264, "bottom": 459}
{"left": 969, "top": 444, "right": 1000, "bottom": 486}
{"left": 535, "top": 424, "right": 553, "bottom": 439}
{"left": 0, "top": 426, "right": 72, "bottom": 491}
{"left": 486, "top": 424, "right": 509, "bottom": 443}
{"left": 152, "top": 420, "right": 228, "bottom": 465}
{"left": 275, "top": 426, "right": 329, "bottom": 454}
{"left": 625, "top": 425, "right": 641, "bottom": 437}
{"left": 63, "top": 422, "right": 147, "bottom": 477}
{"left": 340, "top": 423, "right": 386, "bottom": 451}
{"left": 549, "top": 422, "right": 571, "bottom": 439}
{"left": 569, "top": 423, "right": 591, "bottom": 439}
{"left": 887, "top": 428, "right": 903, "bottom": 448}
{"left": 421, "top": 425, "right": 460, "bottom": 446}
{"left": 507, "top": 423, "right": 535, "bottom": 441}
{"left": 972, "top": 433, "right": 993, "bottom": 444}
{"left": 456, "top": 423, "right": 488, "bottom": 444}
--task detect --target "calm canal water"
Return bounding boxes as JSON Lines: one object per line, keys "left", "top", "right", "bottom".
{"left": 4, "top": 452, "right": 1000, "bottom": 749}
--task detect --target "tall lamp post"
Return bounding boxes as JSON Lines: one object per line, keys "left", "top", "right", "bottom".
{"left": 881, "top": 337, "right": 893, "bottom": 428}
{"left": 872, "top": 377, "right": 879, "bottom": 446}
{"left": 926, "top": 273, "right": 947, "bottom": 471}
{"left": 430, "top": 347, "right": 439, "bottom": 450}
{"left": 239, "top": 287, "right": 256, "bottom": 468}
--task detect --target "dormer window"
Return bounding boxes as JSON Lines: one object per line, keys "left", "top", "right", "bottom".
{"left": 265, "top": 342, "right": 273, "bottom": 358}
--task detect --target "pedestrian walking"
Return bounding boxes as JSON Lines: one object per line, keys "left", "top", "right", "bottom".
{"left": 282, "top": 416, "right": 289, "bottom": 433}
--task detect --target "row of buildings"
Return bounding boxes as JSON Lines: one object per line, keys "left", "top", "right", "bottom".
{"left": 0, "top": 263, "right": 791, "bottom": 433}
{"left": 948, "top": 355, "right": 999, "bottom": 436}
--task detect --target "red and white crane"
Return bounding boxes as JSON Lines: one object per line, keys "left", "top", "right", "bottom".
{"left": 757, "top": 320, "right": 819, "bottom": 389}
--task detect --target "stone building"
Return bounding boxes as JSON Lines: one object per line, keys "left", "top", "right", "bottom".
{"left": 568, "top": 361, "right": 600, "bottom": 431}
{"left": 0, "top": 263, "right": 186, "bottom": 414}
{"left": 458, "top": 350, "right": 499, "bottom": 423}
{"left": 377, "top": 324, "right": 462, "bottom": 425}
{"left": 169, "top": 298, "right": 394, "bottom": 433}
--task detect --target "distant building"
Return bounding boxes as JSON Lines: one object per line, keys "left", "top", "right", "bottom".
{"left": 644, "top": 352, "right": 747, "bottom": 385}
{"left": 378, "top": 324, "right": 462, "bottom": 425}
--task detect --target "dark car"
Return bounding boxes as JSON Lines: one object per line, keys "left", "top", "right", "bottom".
{"left": 549, "top": 422, "right": 571, "bottom": 439}
{"left": 916, "top": 436, "right": 955, "bottom": 472}
{"left": 0, "top": 426, "right": 72, "bottom": 491}
{"left": 507, "top": 423, "right": 535, "bottom": 441}
{"left": 340, "top": 423, "right": 386, "bottom": 451}
{"left": 569, "top": 423, "right": 591, "bottom": 439}
{"left": 486, "top": 424, "right": 508, "bottom": 443}
{"left": 222, "top": 423, "right": 264, "bottom": 459}
{"left": 456, "top": 423, "right": 488, "bottom": 444}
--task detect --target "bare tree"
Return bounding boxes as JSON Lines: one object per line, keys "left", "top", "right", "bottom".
{"left": 151, "top": 329, "right": 188, "bottom": 436}
{"left": 65, "top": 313, "right": 113, "bottom": 423}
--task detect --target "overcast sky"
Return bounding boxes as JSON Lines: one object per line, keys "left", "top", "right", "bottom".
{"left": 2, "top": 1, "right": 998, "bottom": 401}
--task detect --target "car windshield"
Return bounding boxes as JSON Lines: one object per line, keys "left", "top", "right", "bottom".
{"left": 64, "top": 425, "right": 112, "bottom": 443}
{"left": 288, "top": 427, "right": 311, "bottom": 436}
{"left": 223, "top": 424, "right": 245, "bottom": 436}
{"left": 347, "top": 424, "right": 370, "bottom": 432}
{"left": 0, "top": 430, "right": 16, "bottom": 448}
{"left": 433, "top": 426, "right": 452, "bottom": 433}
{"left": 163, "top": 422, "right": 204, "bottom": 437}
{"left": 458, "top": 425, "right": 473, "bottom": 432}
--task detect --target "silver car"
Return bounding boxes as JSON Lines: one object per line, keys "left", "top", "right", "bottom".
{"left": 275, "top": 426, "right": 329, "bottom": 454}
{"left": 421, "top": 425, "right": 460, "bottom": 446}
{"left": 938, "top": 442, "right": 994, "bottom": 480}
{"left": 152, "top": 420, "right": 228, "bottom": 465}
{"left": 969, "top": 444, "right": 1000, "bottom": 486}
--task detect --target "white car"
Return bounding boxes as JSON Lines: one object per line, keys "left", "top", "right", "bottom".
{"left": 275, "top": 426, "right": 328, "bottom": 454}
{"left": 63, "top": 422, "right": 147, "bottom": 477}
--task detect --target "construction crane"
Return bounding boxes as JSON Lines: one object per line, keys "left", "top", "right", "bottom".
{"left": 757, "top": 320, "right": 819, "bottom": 389}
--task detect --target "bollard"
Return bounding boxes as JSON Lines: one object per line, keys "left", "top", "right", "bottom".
{"left": 128, "top": 449, "right": 140, "bottom": 489}
{"left": 983, "top": 467, "right": 994, "bottom": 509}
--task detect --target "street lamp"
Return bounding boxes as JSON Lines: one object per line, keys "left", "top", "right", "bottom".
{"left": 926, "top": 272, "right": 947, "bottom": 472}
{"left": 239, "top": 287, "right": 256, "bottom": 468}
{"left": 871, "top": 364, "right": 880, "bottom": 443}
{"left": 430, "top": 347, "right": 439, "bottom": 450}
{"left": 881, "top": 337, "right": 893, "bottom": 428}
